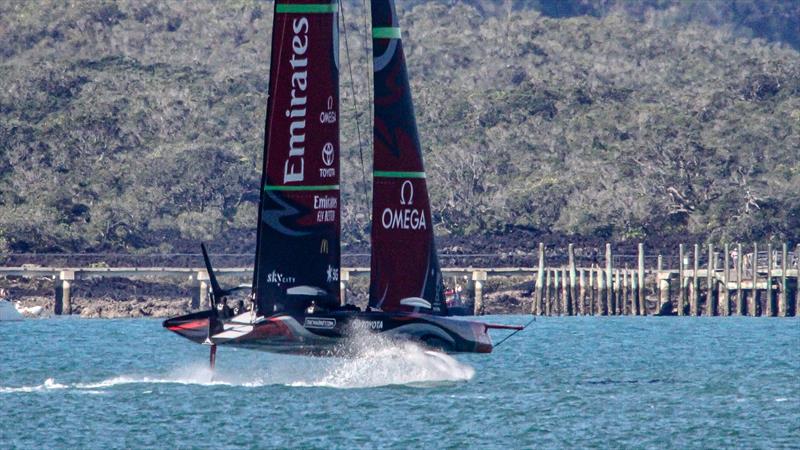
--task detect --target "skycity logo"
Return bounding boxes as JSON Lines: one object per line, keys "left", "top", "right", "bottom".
{"left": 266, "top": 270, "right": 295, "bottom": 284}
{"left": 381, "top": 180, "right": 426, "bottom": 230}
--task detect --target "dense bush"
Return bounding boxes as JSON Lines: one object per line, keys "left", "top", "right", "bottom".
{"left": 0, "top": 0, "right": 797, "bottom": 254}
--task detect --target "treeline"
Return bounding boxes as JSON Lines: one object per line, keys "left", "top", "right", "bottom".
{"left": 0, "top": 0, "right": 797, "bottom": 255}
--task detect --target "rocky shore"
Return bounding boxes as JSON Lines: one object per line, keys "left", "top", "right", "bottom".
{"left": 4, "top": 274, "right": 532, "bottom": 318}
{"left": 13, "top": 295, "right": 194, "bottom": 319}
{"left": 10, "top": 290, "right": 530, "bottom": 319}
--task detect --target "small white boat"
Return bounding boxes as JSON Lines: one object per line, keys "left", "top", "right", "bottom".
{"left": 0, "top": 298, "right": 24, "bottom": 321}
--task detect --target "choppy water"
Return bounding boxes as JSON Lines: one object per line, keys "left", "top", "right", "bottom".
{"left": 1, "top": 316, "right": 797, "bottom": 449}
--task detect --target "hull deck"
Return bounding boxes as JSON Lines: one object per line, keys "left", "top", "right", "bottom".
{"left": 164, "top": 309, "right": 493, "bottom": 355}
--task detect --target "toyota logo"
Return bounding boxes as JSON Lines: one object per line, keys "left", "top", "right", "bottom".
{"left": 322, "top": 142, "right": 334, "bottom": 167}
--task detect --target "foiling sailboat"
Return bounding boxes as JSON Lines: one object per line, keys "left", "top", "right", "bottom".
{"left": 164, "top": 0, "right": 521, "bottom": 364}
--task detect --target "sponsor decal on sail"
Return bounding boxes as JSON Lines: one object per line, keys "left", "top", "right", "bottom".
{"left": 314, "top": 195, "right": 337, "bottom": 222}
{"left": 283, "top": 17, "right": 310, "bottom": 184}
{"left": 319, "top": 95, "right": 337, "bottom": 124}
{"left": 381, "top": 180, "right": 426, "bottom": 230}
{"left": 267, "top": 270, "right": 296, "bottom": 284}
{"left": 326, "top": 264, "right": 339, "bottom": 282}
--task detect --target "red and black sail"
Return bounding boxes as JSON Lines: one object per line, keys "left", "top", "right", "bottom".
{"left": 368, "top": 0, "right": 447, "bottom": 315}
{"left": 253, "top": 0, "right": 341, "bottom": 314}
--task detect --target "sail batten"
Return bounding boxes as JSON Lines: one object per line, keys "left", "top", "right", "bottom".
{"left": 253, "top": 0, "right": 341, "bottom": 315}
{"left": 368, "top": 0, "right": 447, "bottom": 315}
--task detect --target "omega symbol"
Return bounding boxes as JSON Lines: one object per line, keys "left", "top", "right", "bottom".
{"left": 400, "top": 180, "right": 414, "bottom": 205}
{"left": 327, "top": 96, "right": 334, "bottom": 110}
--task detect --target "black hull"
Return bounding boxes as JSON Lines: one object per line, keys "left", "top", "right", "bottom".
{"left": 163, "top": 309, "right": 493, "bottom": 355}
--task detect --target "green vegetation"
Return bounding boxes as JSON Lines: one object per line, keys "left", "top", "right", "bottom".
{"left": 0, "top": 0, "right": 797, "bottom": 255}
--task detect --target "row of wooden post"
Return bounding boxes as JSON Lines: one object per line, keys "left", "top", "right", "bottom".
{"left": 526, "top": 242, "right": 799, "bottom": 317}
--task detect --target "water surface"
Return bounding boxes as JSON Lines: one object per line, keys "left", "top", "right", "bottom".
{"left": 1, "top": 316, "right": 797, "bottom": 448}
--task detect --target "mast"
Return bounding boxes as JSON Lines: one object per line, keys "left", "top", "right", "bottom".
{"left": 253, "top": 0, "right": 341, "bottom": 315}
{"left": 368, "top": 0, "right": 447, "bottom": 315}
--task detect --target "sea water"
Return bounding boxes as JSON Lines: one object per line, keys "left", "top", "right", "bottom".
{"left": 1, "top": 316, "right": 797, "bottom": 449}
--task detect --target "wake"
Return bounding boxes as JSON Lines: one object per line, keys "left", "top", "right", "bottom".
{"left": 1, "top": 339, "right": 474, "bottom": 392}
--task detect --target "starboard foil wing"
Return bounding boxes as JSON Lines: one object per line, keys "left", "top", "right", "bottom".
{"left": 253, "top": 0, "right": 341, "bottom": 315}
{"left": 368, "top": 0, "right": 447, "bottom": 315}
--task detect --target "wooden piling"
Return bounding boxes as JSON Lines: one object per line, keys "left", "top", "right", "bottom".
{"left": 631, "top": 271, "right": 645, "bottom": 316}
{"left": 473, "top": 271, "right": 487, "bottom": 315}
{"left": 579, "top": 268, "right": 586, "bottom": 315}
{"left": 54, "top": 280, "right": 64, "bottom": 315}
{"left": 544, "top": 268, "right": 552, "bottom": 316}
{"left": 779, "top": 243, "right": 787, "bottom": 317}
{"left": 588, "top": 267, "right": 595, "bottom": 315}
{"left": 340, "top": 270, "right": 350, "bottom": 307}
{"left": 568, "top": 244, "right": 576, "bottom": 315}
{"left": 638, "top": 243, "right": 646, "bottom": 315}
{"left": 598, "top": 267, "right": 606, "bottom": 315}
{"left": 657, "top": 255, "right": 669, "bottom": 313}
{"left": 722, "top": 243, "right": 730, "bottom": 316}
{"left": 749, "top": 242, "right": 758, "bottom": 316}
{"left": 691, "top": 244, "right": 700, "bottom": 316}
{"left": 561, "top": 267, "right": 569, "bottom": 315}
{"left": 614, "top": 269, "right": 625, "bottom": 316}
{"left": 766, "top": 244, "right": 773, "bottom": 317}
{"left": 736, "top": 243, "right": 744, "bottom": 315}
{"left": 535, "top": 243, "right": 545, "bottom": 315}
{"left": 196, "top": 270, "right": 209, "bottom": 310}
{"left": 620, "top": 270, "right": 626, "bottom": 315}
{"left": 60, "top": 270, "right": 74, "bottom": 315}
{"left": 554, "top": 269, "right": 561, "bottom": 315}
{"left": 796, "top": 244, "right": 800, "bottom": 317}
{"left": 605, "top": 243, "right": 613, "bottom": 315}
{"left": 706, "top": 244, "right": 715, "bottom": 316}
{"left": 678, "top": 244, "right": 686, "bottom": 316}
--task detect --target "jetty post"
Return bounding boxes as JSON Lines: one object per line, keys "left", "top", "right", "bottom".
{"left": 706, "top": 244, "right": 715, "bottom": 316}
{"left": 534, "top": 243, "right": 545, "bottom": 315}
{"left": 638, "top": 243, "right": 646, "bottom": 315}
{"left": 722, "top": 243, "right": 730, "bottom": 316}
{"left": 197, "top": 270, "right": 210, "bottom": 309}
{"left": 578, "top": 268, "right": 586, "bottom": 315}
{"left": 779, "top": 243, "right": 788, "bottom": 317}
{"left": 620, "top": 270, "right": 626, "bottom": 315}
{"left": 678, "top": 244, "right": 686, "bottom": 316}
{"left": 472, "top": 270, "right": 487, "bottom": 315}
{"left": 736, "top": 243, "right": 744, "bottom": 315}
{"left": 568, "top": 244, "right": 577, "bottom": 315}
{"left": 605, "top": 243, "right": 613, "bottom": 315}
{"left": 766, "top": 244, "right": 774, "bottom": 316}
{"left": 629, "top": 269, "right": 636, "bottom": 315}
{"left": 553, "top": 269, "right": 562, "bottom": 314}
{"left": 657, "top": 255, "right": 670, "bottom": 313}
{"left": 544, "top": 269, "right": 552, "bottom": 315}
{"left": 339, "top": 269, "right": 349, "bottom": 306}
{"left": 691, "top": 244, "right": 700, "bottom": 316}
{"left": 561, "top": 266, "right": 569, "bottom": 315}
{"left": 588, "top": 266, "right": 595, "bottom": 315}
{"left": 749, "top": 242, "right": 758, "bottom": 316}
{"left": 796, "top": 244, "right": 800, "bottom": 316}
{"left": 597, "top": 266, "right": 606, "bottom": 315}
{"left": 56, "top": 270, "right": 75, "bottom": 315}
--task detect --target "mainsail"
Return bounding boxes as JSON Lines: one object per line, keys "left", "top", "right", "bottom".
{"left": 253, "top": 0, "right": 341, "bottom": 314}
{"left": 368, "top": 0, "right": 447, "bottom": 315}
